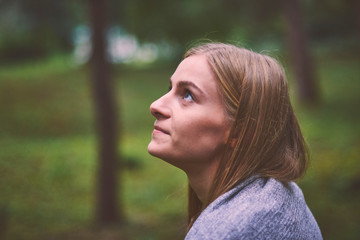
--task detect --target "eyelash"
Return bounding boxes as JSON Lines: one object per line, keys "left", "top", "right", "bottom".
{"left": 168, "top": 85, "right": 195, "bottom": 102}
{"left": 183, "top": 89, "right": 194, "bottom": 102}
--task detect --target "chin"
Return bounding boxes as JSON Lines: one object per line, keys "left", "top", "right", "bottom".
{"left": 148, "top": 147, "right": 186, "bottom": 172}
{"left": 147, "top": 142, "right": 162, "bottom": 158}
{"left": 148, "top": 148, "right": 167, "bottom": 161}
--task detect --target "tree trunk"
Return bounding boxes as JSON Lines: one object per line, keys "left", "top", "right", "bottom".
{"left": 283, "top": 0, "right": 319, "bottom": 105}
{"left": 355, "top": 0, "right": 360, "bottom": 58}
{"left": 89, "top": 0, "right": 122, "bottom": 224}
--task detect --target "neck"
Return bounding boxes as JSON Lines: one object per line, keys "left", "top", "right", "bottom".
{"left": 185, "top": 160, "right": 219, "bottom": 204}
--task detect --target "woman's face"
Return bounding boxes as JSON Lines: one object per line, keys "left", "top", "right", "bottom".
{"left": 148, "top": 55, "right": 231, "bottom": 171}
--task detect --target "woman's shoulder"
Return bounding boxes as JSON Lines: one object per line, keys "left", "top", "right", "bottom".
{"left": 185, "top": 176, "right": 322, "bottom": 240}
{"left": 205, "top": 176, "right": 304, "bottom": 217}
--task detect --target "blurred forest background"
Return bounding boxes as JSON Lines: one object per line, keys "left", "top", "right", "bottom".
{"left": 0, "top": 0, "right": 359, "bottom": 239}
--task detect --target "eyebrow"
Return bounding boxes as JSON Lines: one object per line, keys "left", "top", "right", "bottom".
{"left": 170, "top": 79, "right": 205, "bottom": 96}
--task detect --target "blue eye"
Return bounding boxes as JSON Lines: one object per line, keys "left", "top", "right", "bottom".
{"left": 184, "top": 91, "right": 194, "bottom": 101}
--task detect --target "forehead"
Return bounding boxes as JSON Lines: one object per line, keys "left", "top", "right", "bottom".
{"left": 171, "top": 55, "right": 218, "bottom": 92}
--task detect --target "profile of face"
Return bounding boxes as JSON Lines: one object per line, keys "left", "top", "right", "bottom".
{"left": 148, "top": 55, "right": 231, "bottom": 172}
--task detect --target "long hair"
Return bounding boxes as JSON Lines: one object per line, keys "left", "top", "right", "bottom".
{"left": 184, "top": 43, "right": 308, "bottom": 230}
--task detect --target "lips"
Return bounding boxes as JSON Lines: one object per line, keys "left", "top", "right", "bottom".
{"left": 153, "top": 125, "right": 170, "bottom": 135}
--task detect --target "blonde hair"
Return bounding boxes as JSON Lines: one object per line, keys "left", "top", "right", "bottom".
{"left": 185, "top": 43, "right": 308, "bottom": 229}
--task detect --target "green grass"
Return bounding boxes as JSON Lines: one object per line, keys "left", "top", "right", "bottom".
{"left": 0, "top": 57, "right": 187, "bottom": 240}
{"left": 0, "top": 53, "right": 359, "bottom": 239}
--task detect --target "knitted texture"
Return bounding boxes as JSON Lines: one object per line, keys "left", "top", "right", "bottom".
{"left": 185, "top": 176, "right": 322, "bottom": 240}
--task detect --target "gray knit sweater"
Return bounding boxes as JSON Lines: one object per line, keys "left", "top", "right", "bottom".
{"left": 185, "top": 176, "right": 322, "bottom": 240}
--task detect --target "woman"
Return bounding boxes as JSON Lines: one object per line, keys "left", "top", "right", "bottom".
{"left": 148, "top": 43, "right": 322, "bottom": 239}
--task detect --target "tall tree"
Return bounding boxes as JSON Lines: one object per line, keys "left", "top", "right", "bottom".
{"left": 283, "top": 0, "right": 319, "bottom": 104}
{"left": 354, "top": 0, "right": 360, "bottom": 57}
{"left": 89, "top": 0, "right": 122, "bottom": 224}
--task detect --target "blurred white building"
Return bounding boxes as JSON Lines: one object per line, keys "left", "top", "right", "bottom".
{"left": 73, "top": 25, "right": 174, "bottom": 65}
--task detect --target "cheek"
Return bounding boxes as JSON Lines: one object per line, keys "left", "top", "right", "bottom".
{"left": 197, "top": 122, "right": 229, "bottom": 149}
{"left": 173, "top": 115, "right": 229, "bottom": 153}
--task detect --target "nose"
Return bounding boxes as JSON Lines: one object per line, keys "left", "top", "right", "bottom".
{"left": 150, "top": 94, "right": 171, "bottom": 119}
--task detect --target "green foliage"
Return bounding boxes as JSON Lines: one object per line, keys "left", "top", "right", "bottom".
{"left": 0, "top": 57, "right": 187, "bottom": 239}
{"left": 1, "top": 0, "right": 357, "bottom": 65}
{"left": 123, "top": 0, "right": 234, "bottom": 44}
{"left": 0, "top": 0, "right": 80, "bottom": 63}
{"left": 0, "top": 52, "right": 359, "bottom": 239}
{"left": 0, "top": 56, "right": 93, "bottom": 137}
{"left": 122, "top": 0, "right": 359, "bottom": 49}
{"left": 294, "top": 53, "right": 360, "bottom": 240}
